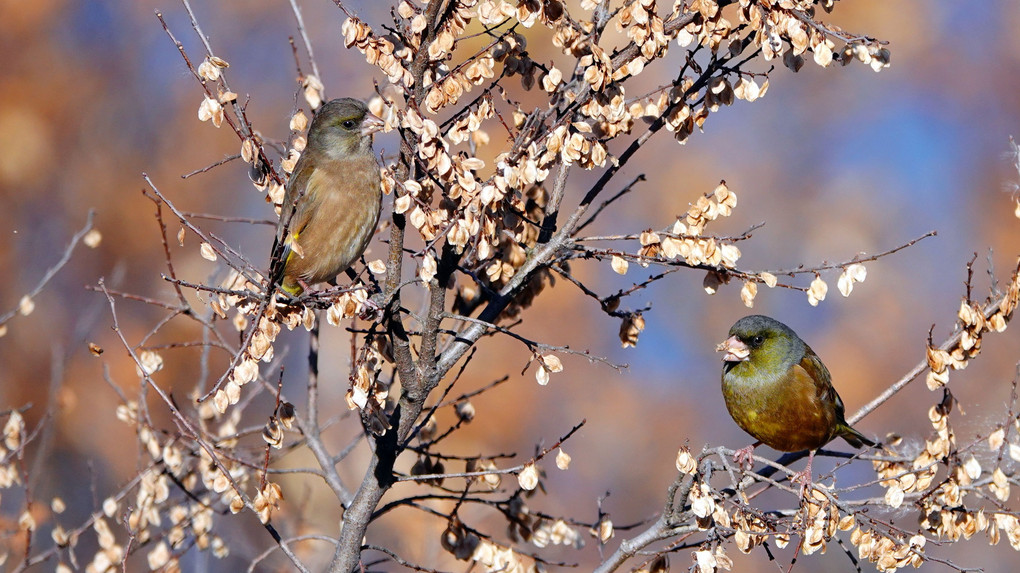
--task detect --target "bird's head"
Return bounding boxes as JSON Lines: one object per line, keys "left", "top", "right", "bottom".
{"left": 308, "top": 98, "right": 384, "bottom": 158}
{"left": 716, "top": 314, "right": 805, "bottom": 371}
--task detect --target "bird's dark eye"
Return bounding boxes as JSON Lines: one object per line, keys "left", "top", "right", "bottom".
{"left": 751, "top": 335, "right": 765, "bottom": 346}
{"left": 342, "top": 119, "right": 357, "bottom": 130}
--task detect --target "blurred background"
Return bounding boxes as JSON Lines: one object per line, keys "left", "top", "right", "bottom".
{"left": 1, "top": 0, "right": 1019, "bottom": 570}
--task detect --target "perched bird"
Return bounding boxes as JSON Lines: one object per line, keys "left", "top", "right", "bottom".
{"left": 717, "top": 315, "right": 875, "bottom": 485}
{"left": 272, "top": 97, "right": 384, "bottom": 296}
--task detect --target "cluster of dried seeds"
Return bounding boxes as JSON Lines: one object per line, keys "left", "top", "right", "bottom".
{"left": 156, "top": 2, "right": 1020, "bottom": 573}
{"left": 441, "top": 512, "right": 548, "bottom": 572}
{"left": 60, "top": 401, "right": 238, "bottom": 571}
{"left": 794, "top": 486, "right": 842, "bottom": 555}
{"left": 850, "top": 529, "right": 926, "bottom": 572}
{"left": 926, "top": 266, "right": 1019, "bottom": 390}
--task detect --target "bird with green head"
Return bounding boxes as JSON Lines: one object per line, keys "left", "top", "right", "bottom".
{"left": 718, "top": 315, "right": 875, "bottom": 488}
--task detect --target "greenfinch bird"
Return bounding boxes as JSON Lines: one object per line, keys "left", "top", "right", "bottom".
{"left": 272, "top": 97, "right": 383, "bottom": 296}
{"left": 717, "top": 315, "right": 875, "bottom": 485}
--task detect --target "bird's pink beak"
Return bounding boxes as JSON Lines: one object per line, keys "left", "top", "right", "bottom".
{"left": 361, "top": 111, "right": 385, "bottom": 136}
{"left": 716, "top": 336, "right": 750, "bottom": 362}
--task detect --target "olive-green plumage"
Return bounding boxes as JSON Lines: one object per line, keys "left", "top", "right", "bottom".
{"left": 718, "top": 315, "right": 874, "bottom": 454}
{"left": 273, "top": 98, "right": 383, "bottom": 296}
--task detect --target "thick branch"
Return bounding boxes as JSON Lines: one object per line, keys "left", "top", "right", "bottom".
{"left": 329, "top": 1, "right": 452, "bottom": 571}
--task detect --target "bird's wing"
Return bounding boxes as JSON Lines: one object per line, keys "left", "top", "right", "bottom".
{"left": 270, "top": 154, "right": 321, "bottom": 288}
{"left": 800, "top": 345, "right": 876, "bottom": 448}
{"left": 799, "top": 344, "right": 846, "bottom": 417}
{"left": 279, "top": 154, "right": 321, "bottom": 242}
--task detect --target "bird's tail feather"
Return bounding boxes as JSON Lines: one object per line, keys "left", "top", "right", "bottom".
{"left": 839, "top": 424, "right": 877, "bottom": 449}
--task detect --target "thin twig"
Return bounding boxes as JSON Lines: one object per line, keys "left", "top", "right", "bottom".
{"left": 288, "top": 0, "right": 322, "bottom": 87}
{"left": 1, "top": 211, "right": 96, "bottom": 327}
